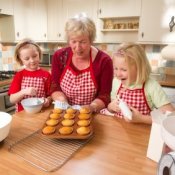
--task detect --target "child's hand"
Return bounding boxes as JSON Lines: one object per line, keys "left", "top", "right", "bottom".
{"left": 108, "top": 99, "right": 120, "bottom": 113}
{"left": 125, "top": 106, "right": 142, "bottom": 123}
{"left": 22, "top": 87, "right": 37, "bottom": 96}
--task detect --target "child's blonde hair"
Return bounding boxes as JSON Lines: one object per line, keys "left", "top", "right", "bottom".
{"left": 113, "top": 43, "right": 152, "bottom": 85}
{"left": 14, "top": 38, "right": 42, "bottom": 66}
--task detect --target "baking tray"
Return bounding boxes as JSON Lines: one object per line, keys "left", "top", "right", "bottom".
{"left": 8, "top": 130, "right": 94, "bottom": 172}
{"left": 40, "top": 110, "right": 94, "bottom": 139}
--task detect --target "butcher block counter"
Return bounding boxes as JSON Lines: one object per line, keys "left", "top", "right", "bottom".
{"left": 0, "top": 107, "right": 157, "bottom": 175}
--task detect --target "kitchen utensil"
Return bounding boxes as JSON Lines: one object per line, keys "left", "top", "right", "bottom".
{"left": 117, "top": 96, "right": 132, "bottom": 120}
{"left": 8, "top": 130, "right": 93, "bottom": 172}
{"left": 21, "top": 97, "right": 44, "bottom": 114}
{"left": 0, "top": 112, "right": 12, "bottom": 142}
{"left": 161, "top": 115, "right": 175, "bottom": 151}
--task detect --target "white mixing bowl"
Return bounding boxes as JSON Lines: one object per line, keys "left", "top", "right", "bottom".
{"left": 161, "top": 116, "right": 175, "bottom": 151}
{"left": 21, "top": 97, "right": 44, "bottom": 114}
{"left": 0, "top": 112, "right": 12, "bottom": 142}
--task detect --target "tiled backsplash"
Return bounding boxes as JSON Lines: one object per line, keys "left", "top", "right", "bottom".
{"left": 0, "top": 42, "right": 171, "bottom": 73}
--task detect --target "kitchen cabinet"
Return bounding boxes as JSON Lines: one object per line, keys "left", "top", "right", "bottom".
{"left": 139, "top": 0, "right": 175, "bottom": 44}
{"left": 0, "top": 0, "right": 13, "bottom": 15}
{"left": 47, "top": 0, "right": 98, "bottom": 42}
{"left": 97, "top": 0, "right": 141, "bottom": 43}
{"left": 62, "top": 0, "right": 98, "bottom": 23}
{"left": 0, "top": 0, "right": 47, "bottom": 42}
{"left": 47, "top": 0, "right": 65, "bottom": 41}
{"left": 98, "top": 0, "right": 141, "bottom": 18}
{"left": 31, "top": 0, "right": 47, "bottom": 41}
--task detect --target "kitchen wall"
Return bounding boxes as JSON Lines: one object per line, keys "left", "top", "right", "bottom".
{"left": 0, "top": 42, "right": 166, "bottom": 73}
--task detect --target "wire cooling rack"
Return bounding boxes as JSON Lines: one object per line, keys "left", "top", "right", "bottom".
{"left": 8, "top": 130, "right": 93, "bottom": 172}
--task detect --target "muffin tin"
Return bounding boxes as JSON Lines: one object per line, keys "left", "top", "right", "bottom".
{"left": 41, "top": 108, "right": 94, "bottom": 139}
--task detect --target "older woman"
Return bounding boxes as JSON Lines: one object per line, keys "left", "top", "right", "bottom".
{"left": 50, "top": 14, "right": 113, "bottom": 112}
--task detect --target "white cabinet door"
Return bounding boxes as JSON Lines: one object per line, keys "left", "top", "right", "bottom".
{"left": 32, "top": 0, "right": 47, "bottom": 41}
{"left": 98, "top": 0, "right": 141, "bottom": 18}
{"left": 62, "top": 0, "right": 98, "bottom": 26}
{"left": 47, "top": 0, "right": 65, "bottom": 41}
{"left": 139, "top": 0, "right": 175, "bottom": 44}
{"left": 13, "top": 0, "right": 33, "bottom": 40}
{"left": 0, "top": 0, "right": 13, "bottom": 15}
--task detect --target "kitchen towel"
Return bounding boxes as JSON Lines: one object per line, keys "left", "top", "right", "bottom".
{"left": 157, "top": 152, "right": 175, "bottom": 175}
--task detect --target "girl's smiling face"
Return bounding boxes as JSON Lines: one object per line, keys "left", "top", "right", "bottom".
{"left": 19, "top": 47, "right": 40, "bottom": 71}
{"left": 113, "top": 55, "right": 137, "bottom": 86}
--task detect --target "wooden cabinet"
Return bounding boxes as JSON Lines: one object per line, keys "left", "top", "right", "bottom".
{"left": 98, "top": 0, "right": 141, "bottom": 18}
{"left": 47, "top": 0, "right": 64, "bottom": 41}
{"left": 0, "top": 0, "right": 13, "bottom": 15}
{"left": 139, "top": 0, "right": 175, "bottom": 44}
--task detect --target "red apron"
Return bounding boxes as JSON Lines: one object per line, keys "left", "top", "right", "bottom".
{"left": 116, "top": 83, "right": 151, "bottom": 117}
{"left": 17, "top": 76, "right": 46, "bottom": 112}
{"left": 60, "top": 51, "right": 97, "bottom": 105}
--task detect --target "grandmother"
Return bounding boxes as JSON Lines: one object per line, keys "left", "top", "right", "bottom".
{"left": 50, "top": 13, "right": 113, "bottom": 112}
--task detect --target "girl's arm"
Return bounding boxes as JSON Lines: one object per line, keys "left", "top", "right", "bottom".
{"left": 10, "top": 87, "right": 37, "bottom": 104}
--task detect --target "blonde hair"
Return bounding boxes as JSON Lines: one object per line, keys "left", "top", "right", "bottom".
{"left": 113, "top": 43, "right": 152, "bottom": 85}
{"left": 65, "top": 13, "right": 96, "bottom": 43}
{"left": 14, "top": 38, "right": 42, "bottom": 66}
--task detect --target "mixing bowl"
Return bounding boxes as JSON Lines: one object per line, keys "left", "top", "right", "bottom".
{"left": 21, "top": 97, "right": 44, "bottom": 114}
{"left": 0, "top": 112, "right": 12, "bottom": 142}
{"left": 161, "top": 115, "right": 175, "bottom": 151}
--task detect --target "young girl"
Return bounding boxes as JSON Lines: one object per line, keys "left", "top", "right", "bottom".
{"left": 8, "top": 39, "right": 52, "bottom": 112}
{"left": 107, "top": 43, "right": 175, "bottom": 124}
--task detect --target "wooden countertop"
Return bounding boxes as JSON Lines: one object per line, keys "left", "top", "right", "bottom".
{"left": 0, "top": 107, "right": 157, "bottom": 175}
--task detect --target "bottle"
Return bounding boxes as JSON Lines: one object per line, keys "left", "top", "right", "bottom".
{"left": 119, "top": 99, "right": 132, "bottom": 120}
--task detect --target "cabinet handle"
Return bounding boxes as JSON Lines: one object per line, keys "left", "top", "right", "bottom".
{"left": 169, "top": 16, "right": 175, "bottom": 32}
{"left": 0, "top": 9, "right": 2, "bottom": 13}
{"left": 141, "top": 32, "right": 144, "bottom": 38}
{"left": 17, "top": 32, "right": 19, "bottom": 37}
{"left": 44, "top": 33, "right": 46, "bottom": 38}
{"left": 98, "top": 9, "right": 101, "bottom": 14}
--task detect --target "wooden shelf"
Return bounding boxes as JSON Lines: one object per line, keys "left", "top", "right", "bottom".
{"left": 101, "top": 29, "right": 138, "bottom": 32}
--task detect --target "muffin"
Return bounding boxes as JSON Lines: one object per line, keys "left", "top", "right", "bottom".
{"left": 59, "top": 126, "right": 73, "bottom": 135}
{"left": 46, "top": 119, "right": 59, "bottom": 126}
{"left": 52, "top": 108, "right": 63, "bottom": 114}
{"left": 79, "top": 107, "right": 91, "bottom": 114}
{"left": 78, "top": 113, "right": 91, "bottom": 120}
{"left": 77, "top": 119, "right": 90, "bottom": 127}
{"left": 66, "top": 108, "right": 76, "bottom": 114}
{"left": 50, "top": 113, "right": 61, "bottom": 120}
{"left": 61, "top": 119, "right": 75, "bottom": 127}
{"left": 64, "top": 113, "right": 75, "bottom": 119}
{"left": 77, "top": 126, "right": 90, "bottom": 135}
{"left": 42, "top": 126, "right": 56, "bottom": 135}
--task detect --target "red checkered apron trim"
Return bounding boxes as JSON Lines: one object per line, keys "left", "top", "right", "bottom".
{"left": 21, "top": 76, "right": 46, "bottom": 99}
{"left": 60, "top": 50, "right": 97, "bottom": 105}
{"left": 116, "top": 83, "right": 151, "bottom": 117}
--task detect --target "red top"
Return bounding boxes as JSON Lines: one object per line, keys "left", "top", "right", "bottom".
{"left": 50, "top": 47, "right": 113, "bottom": 107}
{"left": 8, "top": 68, "right": 51, "bottom": 112}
